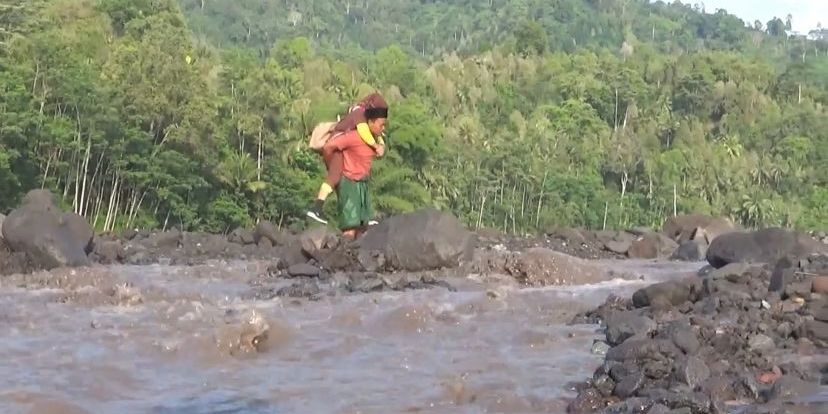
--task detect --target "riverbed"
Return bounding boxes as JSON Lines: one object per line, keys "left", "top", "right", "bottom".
{"left": 0, "top": 260, "right": 703, "bottom": 414}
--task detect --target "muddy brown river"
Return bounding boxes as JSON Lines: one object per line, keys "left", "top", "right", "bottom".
{"left": 1, "top": 260, "right": 708, "bottom": 413}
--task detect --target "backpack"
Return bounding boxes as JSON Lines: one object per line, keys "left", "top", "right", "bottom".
{"left": 308, "top": 121, "right": 337, "bottom": 152}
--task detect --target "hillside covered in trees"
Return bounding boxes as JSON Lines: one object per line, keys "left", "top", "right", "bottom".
{"left": 0, "top": 0, "right": 826, "bottom": 234}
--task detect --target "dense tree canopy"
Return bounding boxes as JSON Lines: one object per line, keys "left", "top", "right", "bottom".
{"left": 0, "top": 0, "right": 825, "bottom": 233}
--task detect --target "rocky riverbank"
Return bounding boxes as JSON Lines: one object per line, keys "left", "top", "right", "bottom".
{"left": 568, "top": 238, "right": 828, "bottom": 413}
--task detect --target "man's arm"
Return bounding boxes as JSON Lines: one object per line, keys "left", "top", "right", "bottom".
{"left": 356, "top": 122, "right": 378, "bottom": 146}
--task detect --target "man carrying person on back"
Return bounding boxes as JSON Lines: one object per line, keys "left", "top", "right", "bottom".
{"left": 319, "top": 106, "right": 387, "bottom": 239}
{"left": 307, "top": 92, "right": 388, "bottom": 224}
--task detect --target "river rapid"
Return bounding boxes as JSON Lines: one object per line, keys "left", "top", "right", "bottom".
{"left": 1, "top": 259, "right": 705, "bottom": 414}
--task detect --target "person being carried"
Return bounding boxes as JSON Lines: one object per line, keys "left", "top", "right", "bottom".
{"left": 321, "top": 106, "right": 387, "bottom": 239}
{"left": 307, "top": 92, "right": 387, "bottom": 224}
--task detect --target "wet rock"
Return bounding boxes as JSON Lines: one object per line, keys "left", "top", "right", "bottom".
{"left": 567, "top": 387, "right": 606, "bottom": 413}
{"left": 276, "top": 281, "right": 321, "bottom": 298}
{"left": 706, "top": 228, "right": 827, "bottom": 269}
{"left": 606, "top": 338, "right": 682, "bottom": 362}
{"left": 299, "top": 226, "right": 338, "bottom": 259}
{"left": 640, "top": 389, "right": 710, "bottom": 414}
{"left": 614, "top": 371, "right": 645, "bottom": 398}
{"left": 350, "top": 274, "right": 385, "bottom": 293}
{"left": 670, "top": 241, "right": 706, "bottom": 262}
{"left": 606, "top": 311, "right": 657, "bottom": 346}
{"left": 358, "top": 209, "right": 475, "bottom": 272}
{"left": 599, "top": 398, "right": 651, "bottom": 414}
{"left": 628, "top": 232, "right": 678, "bottom": 259}
{"left": 673, "top": 356, "right": 710, "bottom": 388}
{"left": 592, "top": 340, "right": 611, "bottom": 356}
{"left": 92, "top": 240, "right": 125, "bottom": 264}
{"left": 747, "top": 334, "right": 775, "bottom": 353}
{"left": 214, "top": 309, "right": 271, "bottom": 355}
{"left": 228, "top": 228, "right": 256, "bottom": 245}
{"left": 287, "top": 263, "right": 320, "bottom": 278}
{"left": 1, "top": 189, "right": 91, "bottom": 269}
{"left": 593, "top": 374, "right": 616, "bottom": 397}
{"left": 253, "top": 220, "right": 288, "bottom": 247}
{"left": 709, "top": 262, "right": 752, "bottom": 282}
{"left": 503, "top": 248, "right": 611, "bottom": 287}
{"left": 632, "top": 279, "right": 700, "bottom": 309}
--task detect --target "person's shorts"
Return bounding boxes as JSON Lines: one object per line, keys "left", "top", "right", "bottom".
{"left": 337, "top": 176, "right": 372, "bottom": 230}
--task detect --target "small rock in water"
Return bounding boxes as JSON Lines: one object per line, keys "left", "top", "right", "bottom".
{"left": 287, "top": 263, "right": 320, "bottom": 278}
{"left": 593, "top": 374, "right": 615, "bottom": 397}
{"left": 613, "top": 371, "right": 644, "bottom": 398}
{"left": 591, "top": 340, "right": 610, "bottom": 355}
{"left": 214, "top": 309, "right": 270, "bottom": 356}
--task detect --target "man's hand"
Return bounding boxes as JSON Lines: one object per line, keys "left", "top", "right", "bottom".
{"left": 375, "top": 144, "right": 386, "bottom": 157}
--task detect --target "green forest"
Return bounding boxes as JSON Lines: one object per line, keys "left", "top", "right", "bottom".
{"left": 0, "top": 0, "right": 826, "bottom": 234}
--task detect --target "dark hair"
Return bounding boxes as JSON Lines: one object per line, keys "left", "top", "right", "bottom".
{"left": 365, "top": 107, "right": 388, "bottom": 120}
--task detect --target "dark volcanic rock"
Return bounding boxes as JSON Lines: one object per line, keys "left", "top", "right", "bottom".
{"left": 253, "top": 220, "right": 287, "bottom": 246}
{"left": 606, "top": 311, "right": 657, "bottom": 346}
{"left": 706, "top": 228, "right": 826, "bottom": 268}
{"left": 670, "top": 240, "right": 706, "bottom": 262}
{"left": 673, "top": 356, "right": 710, "bottom": 388}
{"left": 92, "top": 239, "right": 125, "bottom": 264}
{"left": 632, "top": 279, "right": 700, "bottom": 309}
{"left": 358, "top": 209, "right": 475, "bottom": 272}
{"left": 662, "top": 214, "right": 736, "bottom": 244}
{"left": 228, "top": 228, "right": 256, "bottom": 245}
{"left": 627, "top": 232, "right": 679, "bottom": 259}
{"left": 287, "top": 263, "right": 321, "bottom": 278}
{"left": 1, "top": 189, "right": 91, "bottom": 269}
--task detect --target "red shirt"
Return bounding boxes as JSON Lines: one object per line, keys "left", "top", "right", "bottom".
{"left": 325, "top": 130, "right": 376, "bottom": 181}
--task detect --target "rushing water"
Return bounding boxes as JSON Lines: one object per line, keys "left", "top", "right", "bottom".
{"left": 0, "top": 259, "right": 708, "bottom": 413}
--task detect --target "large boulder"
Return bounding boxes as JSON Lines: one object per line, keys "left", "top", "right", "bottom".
{"left": 504, "top": 248, "right": 612, "bottom": 286}
{"left": 1, "top": 189, "right": 91, "bottom": 269}
{"left": 662, "top": 214, "right": 736, "bottom": 243}
{"left": 357, "top": 209, "right": 475, "bottom": 272}
{"left": 62, "top": 212, "right": 94, "bottom": 254}
{"left": 253, "top": 220, "right": 288, "bottom": 246}
{"left": 706, "top": 228, "right": 827, "bottom": 268}
{"left": 627, "top": 232, "right": 678, "bottom": 259}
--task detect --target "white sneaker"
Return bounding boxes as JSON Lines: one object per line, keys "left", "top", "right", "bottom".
{"left": 306, "top": 210, "right": 328, "bottom": 225}
{"left": 368, "top": 220, "right": 379, "bottom": 226}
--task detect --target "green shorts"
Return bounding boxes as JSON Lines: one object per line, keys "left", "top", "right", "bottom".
{"left": 337, "top": 176, "right": 372, "bottom": 230}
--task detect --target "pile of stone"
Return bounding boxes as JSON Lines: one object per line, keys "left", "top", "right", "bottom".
{"left": 568, "top": 229, "right": 828, "bottom": 414}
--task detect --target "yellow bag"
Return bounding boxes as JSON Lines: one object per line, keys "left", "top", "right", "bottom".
{"left": 309, "top": 122, "right": 337, "bottom": 152}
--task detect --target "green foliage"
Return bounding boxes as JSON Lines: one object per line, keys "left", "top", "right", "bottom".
{"left": 0, "top": 0, "right": 824, "bottom": 234}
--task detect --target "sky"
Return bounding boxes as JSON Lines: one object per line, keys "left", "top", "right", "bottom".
{"left": 676, "top": 0, "right": 826, "bottom": 32}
